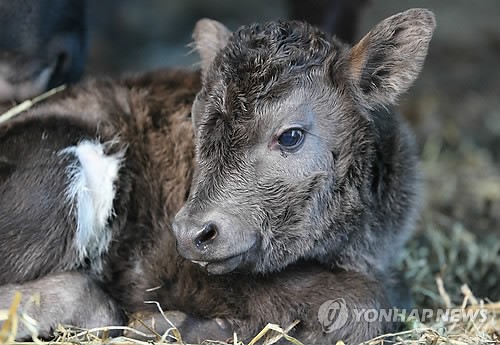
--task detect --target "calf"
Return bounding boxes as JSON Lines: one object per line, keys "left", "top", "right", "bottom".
{"left": 174, "top": 7, "right": 434, "bottom": 340}
{"left": 0, "top": 9, "right": 435, "bottom": 344}
{"left": 0, "top": 0, "right": 86, "bottom": 103}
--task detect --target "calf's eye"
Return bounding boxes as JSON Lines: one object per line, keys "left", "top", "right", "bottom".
{"left": 278, "top": 128, "right": 305, "bottom": 150}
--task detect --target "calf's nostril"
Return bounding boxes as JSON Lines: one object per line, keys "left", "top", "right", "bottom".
{"left": 194, "top": 222, "right": 219, "bottom": 249}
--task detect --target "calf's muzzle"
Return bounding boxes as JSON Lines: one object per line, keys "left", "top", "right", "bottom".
{"left": 172, "top": 208, "right": 258, "bottom": 274}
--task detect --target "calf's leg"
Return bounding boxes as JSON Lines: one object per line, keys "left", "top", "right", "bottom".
{"left": 0, "top": 272, "right": 125, "bottom": 340}
{"left": 141, "top": 265, "right": 398, "bottom": 344}
{"left": 238, "top": 269, "right": 395, "bottom": 344}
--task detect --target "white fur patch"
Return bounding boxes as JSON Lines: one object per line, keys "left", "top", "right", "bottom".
{"left": 60, "top": 140, "right": 124, "bottom": 269}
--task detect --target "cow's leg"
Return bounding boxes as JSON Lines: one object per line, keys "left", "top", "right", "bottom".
{"left": 131, "top": 267, "right": 399, "bottom": 344}
{"left": 237, "top": 268, "right": 398, "bottom": 345}
{"left": 179, "top": 267, "right": 397, "bottom": 345}
{"left": 0, "top": 272, "right": 126, "bottom": 340}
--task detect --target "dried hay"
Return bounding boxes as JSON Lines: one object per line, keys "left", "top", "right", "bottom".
{"left": 0, "top": 85, "right": 66, "bottom": 124}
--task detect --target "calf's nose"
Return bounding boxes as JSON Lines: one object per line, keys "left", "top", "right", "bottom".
{"left": 172, "top": 217, "right": 219, "bottom": 260}
{"left": 194, "top": 222, "right": 219, "bottom": 249}
{"left": 173, "top": 209, "right": 258, "bottom": 269}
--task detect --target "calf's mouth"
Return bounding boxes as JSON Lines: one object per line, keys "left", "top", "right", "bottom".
{"left": 172, "top": 211, "right": 259, "bottom": 274}
{"left": 191, "top": 253, "right": 245, "bottom": 275}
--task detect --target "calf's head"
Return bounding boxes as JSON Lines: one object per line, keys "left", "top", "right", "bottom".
{"left": 0, "top": 0, "right": 87, "bottom": 102}
{"left": 173, "top": 9, "right": 435, "bottom": 274}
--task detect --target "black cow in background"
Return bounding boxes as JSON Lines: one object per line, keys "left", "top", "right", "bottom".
{"left": 0, "top": 0, "right": 367, "bottom": 104}
{"left": 289, "top": 0, "right": 368, "bottom": 44}
{"left": 0, "top": 0, "right": 87, "bottom": 103}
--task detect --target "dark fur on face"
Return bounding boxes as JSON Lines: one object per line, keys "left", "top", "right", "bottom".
{"left": 175, "top": 10, "right": 435, "bottom": 278}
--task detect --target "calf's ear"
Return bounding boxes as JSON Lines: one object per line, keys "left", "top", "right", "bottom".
{"left": 348, "top": 8, "right": 436, "bottom": 108}
{"left": 193, "top": 18, "right": 232, "bottom": 78}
